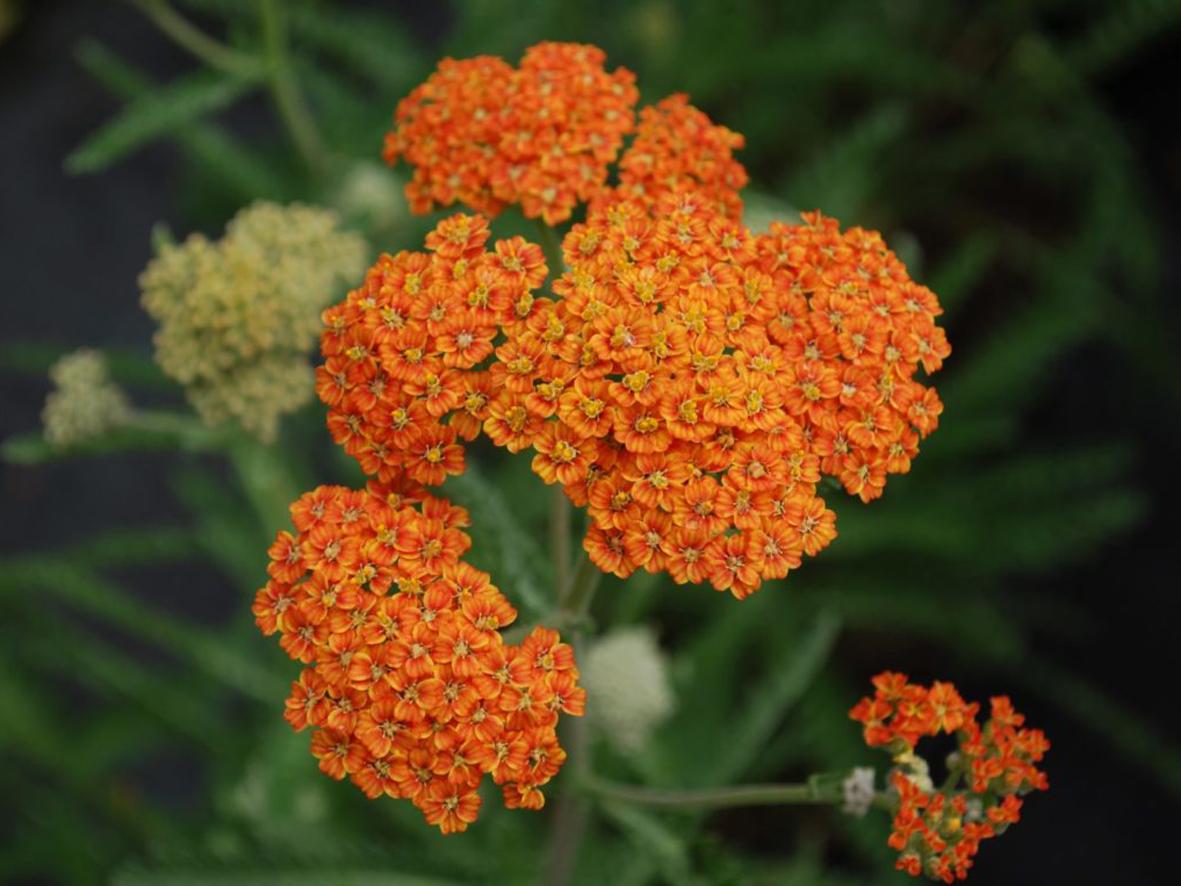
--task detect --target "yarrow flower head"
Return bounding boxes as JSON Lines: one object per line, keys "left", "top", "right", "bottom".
{"left": 384, "top": 43, "right": 639, "bottom": 225}
{"left": 582, "top": 625, "right": 674, "bottom": 753}
{"left": 482, "top": 196, "right": 947, "bottom": 597}
{"left": 326, "top": 42, "right": 950, "bottom": 600}
{"left": 140, "top": 202, "right": 367, "bottom": 441}
{"left": 850, "top": 673, "right": 1050, "bottom": 882}
{"left": 41, "top": 348, "right": 132, "bottom": 447}
{"left": 254, "top": 482, "right": 584, "bottom": 833}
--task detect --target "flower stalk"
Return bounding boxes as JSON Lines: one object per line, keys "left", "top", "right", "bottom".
{"left": 257, "top": 0, "right": 328, "bottom": 175}
{"left": 129, "top": 0, "right": 261, "bottom": 78}
{"left": 581, "top": 773, "right": 894, "bottom": 812}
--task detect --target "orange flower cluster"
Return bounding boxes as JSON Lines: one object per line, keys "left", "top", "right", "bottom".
{"left": 477, "top": 193, "right": 946, "bottom": 597}
{"left": 317, "top": 213, "right": 547, "bottom": 485}
{"left": 850, "top": 673, "right": 1050, "bottom": 882}
{"left": 383, "top": 43, "right": 638, "bottom": 225}
{"left": 253, "top": 482, "right": 585, "bottom": 833}
{"left": 608, "top": 93, "right": 748, "bottom": 221}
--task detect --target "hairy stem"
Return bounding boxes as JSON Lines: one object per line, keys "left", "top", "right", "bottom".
{"left": 257, "top": 0, "right": 328, "bottom": 175}
{"left": 583, "top": 773, "right": 895, "bottom": 812}
{"left": 584, "top": 776, "right": 835, "bottom": 809}
{"left": 557, "top": 550, "right": 600, "bottom": 629}
{"left": 542, "top": 548, "right": 600, "bottom": 884}
{"left": 534, "top": 213, "right": 598, "bottom": 886}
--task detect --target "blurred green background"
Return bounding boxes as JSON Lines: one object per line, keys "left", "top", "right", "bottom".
{"left": 1, "top": 1, "right": 1179, "bottom": 884}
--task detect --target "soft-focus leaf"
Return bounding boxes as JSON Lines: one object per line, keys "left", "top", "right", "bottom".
{"left": 0, "top": 561, "right": 284, "bottom": 702}
{"left": 2, "top": 414, "right": 231, "bottom": 465}
{"left": 66, "top": 69, "right": 259, "bottom": 174}
{"left": 446, "top": 460, "right": 552, "bottom": 618}
{"left": 0, "top": 340, "right": 169, "bottom": 389}
{"left": 708, "top": 611, "right": 842, "bottom": 785}
{"left": 76, "top": 39, "right": 290, "bottom": 199}
{"left": 598, "top": 800, "right": 699, "bottom": 886}
{"left": 1017, "top": 657, "right": 1181, "bottom": 800}
{"left": 113, "top": 870, "right": 465, "bottom": 886}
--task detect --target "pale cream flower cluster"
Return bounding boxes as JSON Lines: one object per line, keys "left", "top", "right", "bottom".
{"left": 140, "top": 202, "right": 367, "bottom": 441}
{"left": 42, "top": 349, "right": 132, "bottom": 447}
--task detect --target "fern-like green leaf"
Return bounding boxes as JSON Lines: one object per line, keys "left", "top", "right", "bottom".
{"left": 66, "top": 68, "right": 259, "bottom": 174}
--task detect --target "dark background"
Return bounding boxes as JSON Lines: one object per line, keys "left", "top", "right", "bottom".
{"left": 1, "top": 2, "right": 1178, "bottom": 884}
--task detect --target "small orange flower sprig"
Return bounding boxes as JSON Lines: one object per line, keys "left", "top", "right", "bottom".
{"left": 850, "top": 672, "right": 1050, "bottom": 882}
{"left": 384, "top": 42, "right": 639, "bottom": 225}
{"left": 316, "top": 213, "right": 547, "bottom": 485}
{"left": 253, "top": 481, "right": 585, "bottom": 833}
{"left": 480, "top": 191, "right": 947, "bottom": 597}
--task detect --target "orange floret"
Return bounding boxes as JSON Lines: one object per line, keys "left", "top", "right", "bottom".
{"left": 254, "top": 483, "right": 585, "bottom": 833}
{"left": 384, "top": 43, "right": 639, "bottom": 225}
{"left": 850, "top": 673, "right": 1049, "bottom": 882}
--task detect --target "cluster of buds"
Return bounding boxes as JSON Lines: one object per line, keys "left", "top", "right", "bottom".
{"left": 582, "top": 626, "right": 674, "bottom": 753}
{"left": 850, "top": 673, "right": 1049, "bottom": 882}
{"left": 254, "top": 483, "right": 584, "bottom": 832}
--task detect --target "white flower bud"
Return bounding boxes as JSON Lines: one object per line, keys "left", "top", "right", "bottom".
{"left": 583, "top": 626, "right": 674, "bottom": 754}
{"left": 842, "top": 766, "right": 876, "bottom": 817}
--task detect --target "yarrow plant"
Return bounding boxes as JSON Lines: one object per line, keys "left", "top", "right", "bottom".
{"left": 239, "top": 39, "right": 1044, "bottom": 876}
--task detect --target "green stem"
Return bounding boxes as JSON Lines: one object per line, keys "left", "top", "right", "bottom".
{"left": 584, "top": 776, "right": 836, "bottom": 809}
{"left": 543, "top": 554, "right": 599, "bottom": 884}
{"left": 226, "top": 436, "right": 302, "bottom": 535}
{"left": 129, "top": 0, "right": 261, "bottom": 78}
{"left": 557, "top": 550, "right": 600, "bottom": 630}
{"left": 257, "top": 0, "right": 328, "bottom": 175}
{"left": 583, "top": 773, "right": 896, "bottom": 813}
{"left": 551, "top": 485, "right": 572, "bottom": 600}
{"left": 533, "top": 212, "right": 596, "bottom": 885}
{"left": 533, "top": 218, "right": 566, "bottom": 283}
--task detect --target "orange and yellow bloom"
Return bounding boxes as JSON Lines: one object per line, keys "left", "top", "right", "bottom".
{"left": 254, "top": 483, "right": 584, "bottom": 832}
{"left": 482, "top": 197, "right": 946, "bottom": 597}
{"left": 317, "top": 213, "right": 546, "bottom": 485}
{"left": 850, "top": 673, "right": 1049, "bottom": 882}
{"left": 371, "top": 41, "right": 948, "bottom": 599}
{"left": 384, "top": 43, "right": 638, "bottom": 225}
